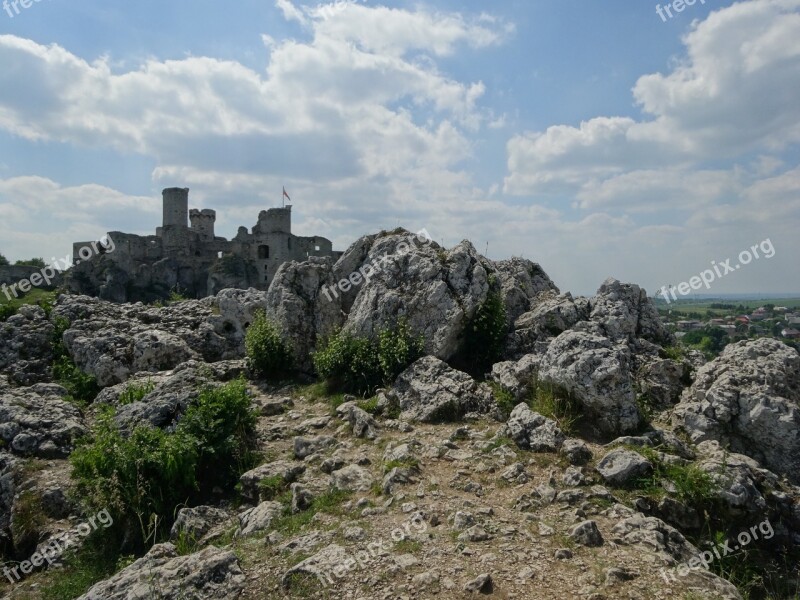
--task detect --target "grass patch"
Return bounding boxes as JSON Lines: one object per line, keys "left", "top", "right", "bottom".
{"left": 481, "top": 435, "right": 514, "bottom": 454}
{"left": 383, "top": 458, "right": 420, "bottom": 474}
{"left": 394, "top": 538, "right": 422, "bottom": 554}
{"left": 173, "top": 528, "right": 201, "bottom": 556}
{"left": 271, "top": 488, "right": 354, "bottom": 536}
{"left": 34, "top": 534, "right": 124, "bottom": 600}
{"left": 528, "top": 379, "right": 581, "bottom": 434}
{"left": 0, "top": 288, "right": 58, "bottom": 321}
{"left": 259, "top": 475, "right": 289, "bottom": 501}
{"left": 283, "top": 572, "right": 330, "bottom": 597}
{"left": 488, "top": 382, "right": 516, "bottom": 419}
{"left": 634, "top": 446, "right": 717, "bottom": 506}
{"left": 662, "top": 345, "right": 686, "bottom": 361}
{"left": 357, "top": 397, "right": 380, "bottom": 414}
{"left": 118, "top": 379, "right": 156, "bottom": 405}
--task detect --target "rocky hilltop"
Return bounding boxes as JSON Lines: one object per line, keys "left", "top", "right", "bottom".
{"left": 0, "top": 228, "right": 798, "bottom": 599}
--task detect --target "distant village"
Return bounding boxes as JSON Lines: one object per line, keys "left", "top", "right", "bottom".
{"left": 658, "top": 301, "right": 800, "bottom": 354}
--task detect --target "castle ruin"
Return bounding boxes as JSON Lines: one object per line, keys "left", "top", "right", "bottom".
{"left": 69, "top": 188, "right": 342, "bottom": 302}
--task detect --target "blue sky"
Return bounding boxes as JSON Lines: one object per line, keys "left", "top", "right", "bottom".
{"left": 1, "top": 0, "right": 798, "bottom": 296}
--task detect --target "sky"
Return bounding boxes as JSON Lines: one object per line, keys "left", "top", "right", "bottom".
{"left": 0, "top": 0, "right": 798, "bottom": 297}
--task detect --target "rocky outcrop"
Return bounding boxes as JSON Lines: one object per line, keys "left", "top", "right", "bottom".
{"left": 385, "top": 356, "right": 498, "bottom": 422}
{"left": 673, "top": 338, "right": 800, "bottom": 484}
{"left": 505, "top": 292, "right": 589, "bottom": 358}
{"left": 0, "top": 305, "right": 55, "bottom": 385}
{"left": 264, "top": 230, "right": 558, "bottom": 371}
{"left": 589, "top": 278, "right": 673, "bottom": 345}
{"left": 53, "top": 294, "right": 253, "bottom": 387}
{"left": 77, "top": 543, "right": 245, "bottom": 599}
{"left": 537, "top": 328, "right": 640, "bottom": 436}
{"left": 0, "top": 383, "right": 85, "bottom": 458}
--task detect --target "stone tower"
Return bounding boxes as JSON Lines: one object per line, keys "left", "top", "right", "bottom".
{"left": 190, "top": 209, "right": 216, "bottom": 242}
{"left": 161, "top": 187, "right": 190, "bottom": 255}
{"left": 162, "top": 188, "right": 189, "bottom": 228}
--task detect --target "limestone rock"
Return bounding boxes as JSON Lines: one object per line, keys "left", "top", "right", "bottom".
{"left": 596, "top": 448, "right": 653, "bottom": 487}
{"left": 0, "top": 305, "right": 54, "bottom": 385}
{"left": 77, "top": 543, "right": 245, "bottom": 599}
{"left": 238, "top": 461, "right": 305, "bottom": 503}
{"left": 331, "top": 465, "right": 374, "bottom": 492}
{"left": 569, "top": 520, "right": 604, "bottom": 547}
{"left": 0, "top": 383, "right": 85, "bottom": 458}
{"left": 388, "top": 356, "right": 498, "bottom": 423}
{"left": 170, "top": 506, "right": 234, "bottom": 546}
{"left": 237, "top": 501, "right": 283, "bottom": 537}
{"left": 589, "top": 278, "right": 673, "bottom": 345}
{"left": 672, "top": 338, "right": 800, "bottom": 484}
{"left": 537, "top": 329, "right": 640, "bottom": 436}
{"left": 503, "top": 403, "right": 564, "bottom": 452}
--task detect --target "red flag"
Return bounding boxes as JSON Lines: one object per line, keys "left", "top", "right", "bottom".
{"left": 283, "top": 187, "right": 291, "bottom": 202}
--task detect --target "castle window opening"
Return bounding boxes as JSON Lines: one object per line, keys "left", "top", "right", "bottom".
{"left": 288, "top": 237, "right": 292, "bottom": 250}
{"left": 218, "top": 251, "right": 223, "bottom": 259}
{"left": 315, "top": 245, "right": 320, "bottom": 252}
{"left": 258, "top": 245, "right": 270, "bottom": 259}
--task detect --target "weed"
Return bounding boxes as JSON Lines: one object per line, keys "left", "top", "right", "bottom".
{"left": 488, "top": 382, "right": 516, "bottom": 419}
{"left": 528, "top": 379, "right": 581, "bottom": 434}
{"left": 118, "top": 379, "right": 156, "bottom": 405}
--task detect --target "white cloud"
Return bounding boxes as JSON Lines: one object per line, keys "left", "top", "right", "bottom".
{"left": 505, "top": 0, "right": 800, "bottom": 197}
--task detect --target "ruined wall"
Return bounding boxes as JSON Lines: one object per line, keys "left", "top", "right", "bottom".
{"left": 68, "top": 188, "right": 341, "bottom": 301}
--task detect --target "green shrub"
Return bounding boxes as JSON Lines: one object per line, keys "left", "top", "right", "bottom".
{"left": 15, "top": 257, "right": 46, "bottom": 268}
{"left": 53, "top": 356, "right": 99, "bottom": 405}
{"left": 377, "top": 320, "right": 425, "bottom": 384}
{"left": 313, "top": 321, "right": 424, "bottom": 397}
{"left": 488, "top": 382, "right": 516, "bottom": 419}
{"left": 177, "top": 378, "right": 259, "bottom": 490}
{"left": 245, "top": 311, "right": 295, "bottom": 378}
{"left": 459, "top": 277, "right": 507, "bottom": 375}
{"left": 119, "top": 379, "right": 156, "bottom": 405}
{"left": 0, "top": 303, "right": 15, "bottom": 322}
{"left": 70, "top": 379, "right": 257, "bottom": 551}
{"left": 313, "top": 329, "right": 380, "bottom": 396}
{"left": 70, "top": 410, "right": 199, "bottom": 550}
{"left": 0, "top": 253, "right": 8, "bottom": 266}
{"left": 662, "top": 345, "right": 685, "bottom": 361}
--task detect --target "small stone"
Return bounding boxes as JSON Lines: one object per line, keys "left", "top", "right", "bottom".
{"left": 458, "top": 525, "right": 491, "bottom": 543}
{"left": 569, "top": 520, "right": 604, "bottom": 547}
{"left": 464, "top": 573, "right": 493, "bottom": 594}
